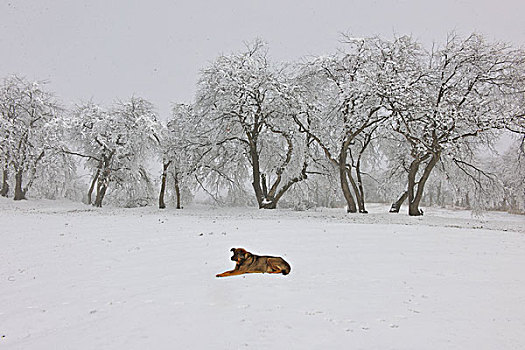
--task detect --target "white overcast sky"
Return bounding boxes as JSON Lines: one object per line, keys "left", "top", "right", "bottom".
{"left": 1, "top": 0, "right": 524, "bottom": 118}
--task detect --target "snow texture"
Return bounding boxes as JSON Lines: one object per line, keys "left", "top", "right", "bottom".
{"left": 1, "top": 198, "right": 524, "bottom": 349}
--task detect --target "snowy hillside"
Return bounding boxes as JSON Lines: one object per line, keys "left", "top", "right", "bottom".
{"left": 1, "top": 198, "right": 524, "bottom": 349}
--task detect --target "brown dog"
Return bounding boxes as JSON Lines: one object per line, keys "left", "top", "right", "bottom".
{"left": 216, "top": 248, "right": 291, "bottom": 277}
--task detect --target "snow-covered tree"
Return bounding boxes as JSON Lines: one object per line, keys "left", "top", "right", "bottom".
{"left": 157, "top": 121, "right": 172, "bottom": 209}
{"left": 0, "top": 99, "right": 9, "bottom": 197}
{"left": 382, "top": 33, "right": 525, "bottom": 215}
{"left": 194, "top": 39, "right": 309, "bottom": 209}
{"left": 158, "top": 103, "right": 205, "bottom": 209}
{"left": 0, "top": 75, "right": 68, "bottom": 200}
{"left": 486, "top": 136, "right": 525, "bottom": 213}
{"left": 26, "top": 149, "right": 80, "bottom": 200}
{"left": 295, "top": 37, "right": 392, "bottom": 213}
{"left": 68, "top": 97, "right": 161, "bottom": 207}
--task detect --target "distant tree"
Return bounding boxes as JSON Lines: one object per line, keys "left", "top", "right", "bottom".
{"left": 489, "top": 136, "right": 525, "bottom": 213}
{"left": 27, "top": 149, "right": 80, "bottom": 200}
{"left": 158, "top": 103, "right": 203, "bottom": 209}
{"left": 195, "top": 39, "right": 309, "bottom": 209}
{"left": 157, "top": 122, "right": 171, "bottom": 209}
{"left": 0, "top": 105, "right": 9, "bottom": 197}
{"left": 68, "top": 97, "right": 161, "bottom": 207}
{"left": 0, "top": 75, "right": 66, "bottom": 200}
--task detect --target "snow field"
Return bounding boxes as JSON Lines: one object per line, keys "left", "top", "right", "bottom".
{"left": 1, "top": 199, "right": 524, "bottom": 349}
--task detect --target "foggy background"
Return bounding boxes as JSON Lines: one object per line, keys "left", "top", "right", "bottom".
{"left": 1, "top": 0, "right": 523, "bottom": 118}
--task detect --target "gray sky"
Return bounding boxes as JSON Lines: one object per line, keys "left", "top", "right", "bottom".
{"left": 1, "top": 0, "right": 524, "bottom": 118}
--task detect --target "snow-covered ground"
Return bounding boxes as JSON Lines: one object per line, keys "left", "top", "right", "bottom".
{"left": 1, "top": 198, "right": 524, "bottom": 349}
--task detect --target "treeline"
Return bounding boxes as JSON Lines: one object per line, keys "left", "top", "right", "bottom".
{"left": 1, "top": 33, "right": 524, "bottom": 215}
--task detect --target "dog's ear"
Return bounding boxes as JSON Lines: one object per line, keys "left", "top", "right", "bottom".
{"left": 244, "top": 251, "right": 251, "bottom": 259}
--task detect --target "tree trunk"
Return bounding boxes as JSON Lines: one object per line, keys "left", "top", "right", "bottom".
{"left": 408, "top": 153, "right": 440, "bottom": 216}
{"left": 261, "top": 173, "right": 268, "bottom": 198}
{"left": 87, "top": 169, "right": 100, "bottom": 205}
{"left": 248, "top": 130, "right": 308, "bottom": 209}
{"left": 264, "top": 164, "right": 308, "bottom": 209}
{"left": 94, "top": 168, "right": 110, "bottom": 208}
{"left": 249, "top": 143, "right": 265, "bottom": 208}
{"left": 261, "top": 201, "right": 277, "bottom": 209}
{"left": 92, "top": 154, "right": 114, "bottom": 208}
{"left": 174, "top": 172, "right": 181, "bottom": 209}
{"left": 340, "top": 164, "right": 357, "bottom": 213}
{"left": 1, "top": 168, "right": 9, "bottom": 197}
{"left": 390, "top": 190, "right": 408, "bottom": 213}
{"left": 354, "top": 164, "right": 368, "bottom": 213}
{"left": 408, "top": 199, "right": 424, "bottom": 216}
{"left": 159, "top": 161, "right": 170, "bottom": 209}
{"left": 254, "top": 168, "right": 279, "bottom": 208}
{"left": 94, "top": 179, "right": 107, "bottom": 207}
{"left": 407, "top": 158, "right": 422, "bottom": 216}
{"left": 13, "top": 169, "right": 26, "bottom": 200}
{"left": 436, "top": 181, "right": 442, "bottom": 207}
{"left": 339, "top": 139, "right": 357, "bottom": 213}
{"left": 346, "top": 167, "right": 367, "bottom": 213}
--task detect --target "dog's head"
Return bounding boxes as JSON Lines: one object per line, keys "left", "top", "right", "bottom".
{"left": 230, "top": 248, "right": 250, "bottom": 263}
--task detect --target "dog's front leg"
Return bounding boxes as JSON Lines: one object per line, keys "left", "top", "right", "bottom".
{"left": 216, "top": 269, "right": 245, "bottom": 278}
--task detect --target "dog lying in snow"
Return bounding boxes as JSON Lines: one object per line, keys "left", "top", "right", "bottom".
{"left": 216, "top": 248, "right": 291, "bottom": 277}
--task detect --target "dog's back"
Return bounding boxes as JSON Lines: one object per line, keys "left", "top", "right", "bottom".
{"left": 270, "top": 256, "right": 291, "bottom": 275}
{"left": 252, "top": 255, "right": 291, "bottom": 275}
